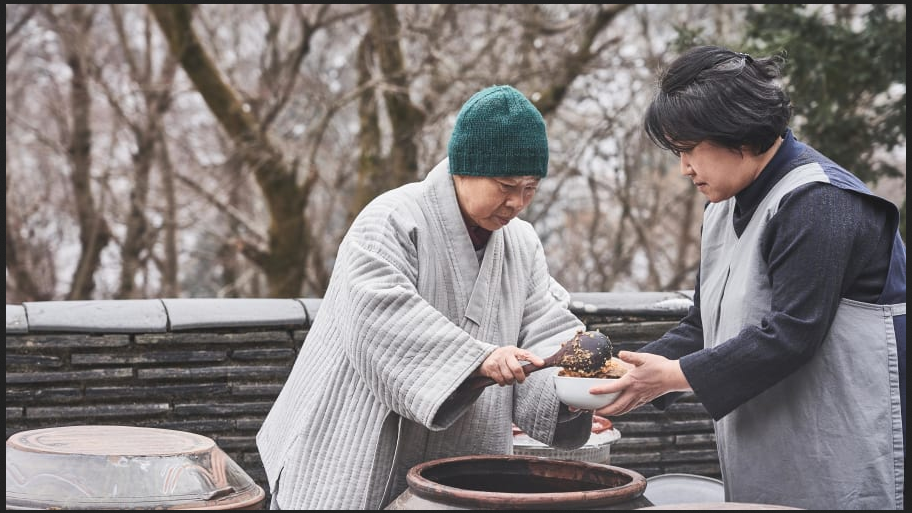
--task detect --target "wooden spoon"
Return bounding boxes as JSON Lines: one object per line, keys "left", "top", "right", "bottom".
{"left": 452, "top": 329, "right": 613, "bottom": 394}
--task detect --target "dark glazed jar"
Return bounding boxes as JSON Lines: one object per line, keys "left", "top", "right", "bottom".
{"left": 386, "top": 454, "right": 652, "bottom": 510}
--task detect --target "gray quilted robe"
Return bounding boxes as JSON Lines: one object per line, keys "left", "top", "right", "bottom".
{"left": 256, "top": 159, "right": 592, "bottom": 509}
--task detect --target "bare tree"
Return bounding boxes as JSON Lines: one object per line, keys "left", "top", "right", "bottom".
{"left": 350, "top": 4, "right": 425, "bottom": 222}
{"left": 6, "top": 165, "right": 55, "bottom": 302}
{"left": 11, "top": 5, "right": 891, "bottom": 301}
{"left": 6, "top": 4, "right": 37, "bottom": 62}
{"left": 6, "top": 5, "right": 51, "bottom": 302}
{"left": 155, "top": 134, "right": 180, "bottom": 297}
{"left": 40, "top": 5, "right": 113, "bottom": 300}
{"left": 92, "top": 5, "right": 181, "bottom": 299}
{"left": 149, "top": 4, "right": 323, "bottom": 298}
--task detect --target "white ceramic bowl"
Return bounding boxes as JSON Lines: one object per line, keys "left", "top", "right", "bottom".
{"left": 553, "top": 375, "right": 621, "bottom": 410}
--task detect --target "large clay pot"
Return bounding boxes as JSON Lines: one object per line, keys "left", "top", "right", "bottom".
{"left": 386, "top": 454, "right": 652, "bottom": 510}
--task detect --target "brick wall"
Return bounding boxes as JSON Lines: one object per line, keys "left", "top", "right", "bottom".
{"left": 5, "top": 292, "right": 719, "bottom": 504}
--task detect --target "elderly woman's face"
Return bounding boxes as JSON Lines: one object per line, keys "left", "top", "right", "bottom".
{"left": 453, "top": 175, "right": 540, "bottom": 231}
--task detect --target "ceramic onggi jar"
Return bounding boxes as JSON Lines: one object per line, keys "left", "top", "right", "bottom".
{"left": 386, "top": 454, "right": 652, "bottom": 510}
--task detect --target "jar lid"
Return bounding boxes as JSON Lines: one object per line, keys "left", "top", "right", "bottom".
{"left": 6, "top": 425, "right": 264, "bottom": 510}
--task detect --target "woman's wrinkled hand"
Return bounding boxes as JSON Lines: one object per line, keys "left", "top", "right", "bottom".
{"left": 475, "top": 346, "right": 545, "bottom": 386}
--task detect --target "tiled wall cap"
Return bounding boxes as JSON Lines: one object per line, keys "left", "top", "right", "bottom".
{"left": 6, "top": 305, "right": 28, "bottom": 333}
{"left": 9, "top": 293, "right": 692, "bottom": 334}
{"left": 162, "top": 298, "right": 306, "bottom": 331}
{"left": 568, "top": 291, "right": 693, "bottom": 316}
{"left": 23, "top": 300, "right": 168, "bottom": 333}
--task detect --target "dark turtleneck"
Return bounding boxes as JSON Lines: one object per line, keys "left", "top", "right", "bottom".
{"left": 467, "top": 224, "right": 493, "bottom": 250}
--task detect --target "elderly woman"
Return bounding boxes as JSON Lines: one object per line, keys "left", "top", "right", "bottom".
{"left": 257, "top": 85, "right": 593, "bottom": 509}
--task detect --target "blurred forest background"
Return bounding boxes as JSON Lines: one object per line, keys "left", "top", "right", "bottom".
{"left": 6, "top": 4, "right": 906, "bottom": 302}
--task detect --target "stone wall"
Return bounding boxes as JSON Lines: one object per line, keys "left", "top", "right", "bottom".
{"left": 6, "top": 292, "right": 719, "bottom": 504}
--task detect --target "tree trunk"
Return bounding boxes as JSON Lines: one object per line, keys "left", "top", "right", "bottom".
{"left": 350, "top": 5, "right": 425, "bottom": 223}
{"left": 49, "top": 5, "right": 111, "bottom": 300}
{"left": 371, "top": 5, "right": 424, "bottom": 190}
{"left": 158, "top": 135, "right": 180, "bottom": 297}
{"left": 112, "top": 5, "right": 178, "bottom": 299}
{"left": 149, "top": 4, "right": 309, "bottom": 297}
{"left": 351, "top": 28, "right": 383, "bottom": 225}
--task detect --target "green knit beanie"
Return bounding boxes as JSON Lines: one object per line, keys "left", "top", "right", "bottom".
{"left": 448, "top": 85, "right": 549, "bottom": 178}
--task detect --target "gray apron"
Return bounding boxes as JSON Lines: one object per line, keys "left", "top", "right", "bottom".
{"left": 700, "top": 163, "right": 904, "bottom": 509}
